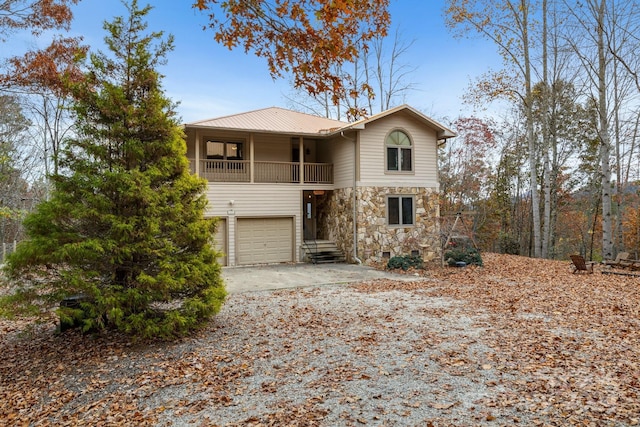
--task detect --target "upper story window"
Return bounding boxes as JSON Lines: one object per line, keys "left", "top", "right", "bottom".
{"left": 206, "top": 140, "right": 244, "bottom": 161}
{"left": 386, "top": 130, "right": 413, "bottom": 172}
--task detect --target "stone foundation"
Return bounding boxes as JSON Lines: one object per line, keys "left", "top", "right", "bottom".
{"left": 320, "top": 186, "right": 440, "bottom": 265}
{"left": 357, "top": 186, "right": 440, "bottom": 265}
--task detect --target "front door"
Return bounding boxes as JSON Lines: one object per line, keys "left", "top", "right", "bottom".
{"left": 303, "top": 191, "right": 316, "bottom": 241}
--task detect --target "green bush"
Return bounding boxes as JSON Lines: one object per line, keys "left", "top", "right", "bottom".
{"left": 387, "top": 254, "right": 424, "bottom": 271}
{"left": 0, "top": 4, "right": 227, "bottom": 340}
{"left": 444, "top": 247, "right": 483, "bottom": 266}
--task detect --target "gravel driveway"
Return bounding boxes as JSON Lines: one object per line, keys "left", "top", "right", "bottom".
{"left": 2, "top": 254, "right": 638, "bottom": 426}
{"left": 150, "top": 282, "right": 506, "bottom": 426}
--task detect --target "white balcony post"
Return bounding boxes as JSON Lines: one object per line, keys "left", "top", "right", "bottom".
{"left": 298, "top": 136, "right": 304, "bottom": 184}
{"left": 250, "top": 134, "right": 255, "bottom": 183}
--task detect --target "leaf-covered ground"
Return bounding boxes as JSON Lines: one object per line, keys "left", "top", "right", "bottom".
{"left": 1, "top": 253, "right": 639, "bottom": 426}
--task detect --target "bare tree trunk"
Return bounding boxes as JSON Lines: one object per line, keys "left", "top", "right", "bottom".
{"left": 613, "top": 62, "right": 624, "bottom": 254}
{"left": 596, "top": 0, "right": 613, "bottom": 260}
{"left": 590, "top": 194, "right": 601, "bottom": 260}
{"left": 522, "top": 0, "right": 541, "bottom": 258}
{"left": 549, "top": 157, "right": 559, "bottom": 258}
{"left": 541, "top": 0, "right": 551, "bottom": 259}
{"left": 542, "top": 152, "right": 551, "bottom": 258}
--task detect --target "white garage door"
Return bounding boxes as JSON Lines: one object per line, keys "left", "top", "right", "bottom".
{"left": 213, "top": 218, "right": 227, "bottom": 266}
{"left": 237, "top": 217, "right": 293, "bottom": 265}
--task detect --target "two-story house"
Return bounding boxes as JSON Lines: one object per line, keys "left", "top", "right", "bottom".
{"left": 184, "top": 104, "right": 455, "bottom": 266}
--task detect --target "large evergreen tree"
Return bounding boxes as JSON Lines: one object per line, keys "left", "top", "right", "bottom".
{"left": 1, "top": 1, "right": 226, "bottom": 339}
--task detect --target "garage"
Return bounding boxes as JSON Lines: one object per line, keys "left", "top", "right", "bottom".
{"left": 236, "top": 217, "right": 294, "bottom": 265}
{"left": 213, "top": 218, "right": 227, "bottom": 266}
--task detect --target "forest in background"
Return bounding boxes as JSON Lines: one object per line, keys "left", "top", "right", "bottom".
{"left": 439, "top": 0, "right": 640, "bottom": 261}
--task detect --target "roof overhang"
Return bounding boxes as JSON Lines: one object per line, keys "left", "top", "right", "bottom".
{"left": 183, "top": 107, "right": 348, "bottom": 137}
{"left": 323, "top": 104, "right": 457, "bottom": 140}
{"left": 183, "top": 124, "right": 329, "bottom": 138}
{"left": 183, "top": 105, "right": 457, "bottom": 141}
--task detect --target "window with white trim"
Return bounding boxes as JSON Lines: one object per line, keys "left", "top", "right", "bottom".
{"left": 386, "top": 130, "right": 412, "bottom": 172}
{"left": 388, "top": 195, "right": 414, "bottom": 226}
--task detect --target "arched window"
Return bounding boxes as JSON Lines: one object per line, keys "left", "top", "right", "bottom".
{"left": 385, "top": 130, "right": 412, "bottom": 172}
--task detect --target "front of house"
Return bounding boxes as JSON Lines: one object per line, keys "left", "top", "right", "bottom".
{"left": 183, "top": 105, "right": 455, "bottom": 266}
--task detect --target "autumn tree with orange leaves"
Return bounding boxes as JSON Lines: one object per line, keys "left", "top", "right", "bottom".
{"left": 3, "top": 37, "right": 87, "bottom": 177}
{"left": 194, "top": 0, "right": 390, "bottom": 120}
{"left": 1, "top": 1, "right": 86, "bottom": 179}
{"left": 0, "top": 0, "right": 75, "bottom": 39}
{"left": 0, "top": 0, "right": 83, "bottom": 88}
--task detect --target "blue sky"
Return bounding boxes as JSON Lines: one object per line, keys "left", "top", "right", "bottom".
{"left": 24, "top": 1, "right": 504, "bottom": 123}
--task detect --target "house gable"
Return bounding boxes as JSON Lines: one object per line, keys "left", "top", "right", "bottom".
{"left": 335, "top": 104, "right": 455, "bottom": 141}
{"left": 183, "top": 105, "right": 455, "bottom": 268}
{"left": 356, "top": 108, "right": 445, "bottom": 188}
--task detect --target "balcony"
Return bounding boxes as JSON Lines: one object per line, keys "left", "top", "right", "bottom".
{"left": 189, "top": 159, "right": 333, "bottom": 184}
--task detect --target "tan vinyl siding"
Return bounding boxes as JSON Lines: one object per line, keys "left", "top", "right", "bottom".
{"left": 359, "top": 112, "right": 439, "bottom": 187}
{"left": 204, "top": 183, "right": 304, "bottom": 265}
{"left": 253, "top": 134, "right": 292, "bottom": 161}
{"left": 213, "top": 218, "right": 227, "bottom": 266}
{"left": 205, "top": 184, "right": 301, "bottom": 217}
{"left": 326, "top": 137, "right": 355, "bottom": 189}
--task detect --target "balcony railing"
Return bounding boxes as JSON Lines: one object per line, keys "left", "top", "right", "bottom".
{"left": 201, "top": 160, "right": 251, "bottom": 182}
{"left": 304, "top": 163, "right": 333, "bottom": 184}
{"left": 254, "top": 161, "right": 298, "bottom": 183}
{"left": 189, "top": 159, "right": 333, "bottom": 184}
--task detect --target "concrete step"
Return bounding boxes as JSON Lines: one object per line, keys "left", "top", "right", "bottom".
{"left": 302, "top": 240, "right": 345, "bottom": 264}
{"left": 302, "top": 240, "right": 338, "bottom": 250}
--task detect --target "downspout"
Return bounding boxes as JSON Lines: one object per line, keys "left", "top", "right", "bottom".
{"left": 341, "top": 131, "right": 362, "bottom": 264}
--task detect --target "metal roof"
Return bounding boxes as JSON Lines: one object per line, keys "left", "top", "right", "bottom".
{"left": 185, "top": 105, "right": 456, "bottom": 140}
{"left": 185, "top": 107, "right": 347, "bottom": 136}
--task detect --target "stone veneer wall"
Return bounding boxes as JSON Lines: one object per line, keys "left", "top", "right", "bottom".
{"left": 357, "top": 186, "right": 440, "bottom": 265}
{"left": 321, "top": 188, "right": 355, "bottom": 263}
{"left": 321, "top": 186, "right": 440, "bottom": 265}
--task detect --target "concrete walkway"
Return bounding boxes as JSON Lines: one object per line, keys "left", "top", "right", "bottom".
{"left": 222, "top": 262, "right": 423, "bottom": 294}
